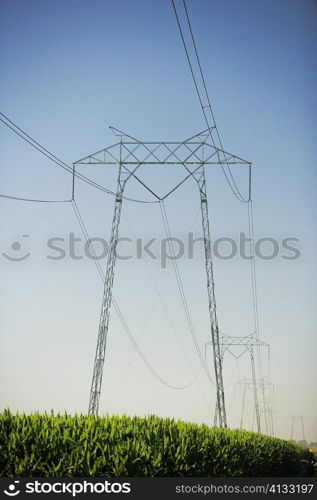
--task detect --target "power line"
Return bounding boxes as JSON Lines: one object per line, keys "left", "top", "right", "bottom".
{"left": 245, "top": 156, "right": 273, "bottom": 434}
{"left": 159, "top": 199, "right": 215, "bottom": 386}
{"left": 247, "top": 197, "right": 271, "bottom": 433}
{"left": 71, "top": 198, "right": 199, "bottom": 391}
{"left": 170, "top": 0, "right": 249, "bottom": 203}
{"left": 0, "top": 111, "right": 200, "bottom": 392}
{"left": 0, "top": 193, "right": 71, "bottom": 203}
{"left": 182, "top": 0, "right": 246, "bottom": 199}
{"left": 0, "top": 116, "right": 114, "bottom": 196}
{"left": 0, "top": 116, "right": 73, "bottom": 172}
{"left": 0, "top": 112, "right": 159, "bottom": 204}
{"left": 121, "top": 205, "right": 213, "bottom": 417}
{"left": 247, "top": 201, "right": 260, "bottom": 337}
{"left": 106, "top": 293, "right": 163, "bottom": 409}
{"left": 170, "top": 2, "right": 269, "bottom": 428}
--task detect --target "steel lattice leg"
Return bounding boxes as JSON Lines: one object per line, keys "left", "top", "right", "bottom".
{"left": 193, "top": 166, "right": 227, "bottom": 428}
{"left": 250, "top": 347, "right": 261, "bottom": 433}
{"left": 88, "top": 169, "right": 125, "bottom": 416}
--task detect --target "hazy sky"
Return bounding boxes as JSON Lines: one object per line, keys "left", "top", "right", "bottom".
{"left": 0, "top": 0, "right": 316, "bottom": 442}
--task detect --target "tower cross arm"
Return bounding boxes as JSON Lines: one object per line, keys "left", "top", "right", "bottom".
{"left": 73, "top": 129, "right": 251, "bottom": 166}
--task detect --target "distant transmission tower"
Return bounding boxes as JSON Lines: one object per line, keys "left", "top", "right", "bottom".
{"left": 74, "top": 127, "right": 251, "bottom": 425}
{"left": 290, "top": 416, "right": 306, "bottom": 442}
{"left": 236, "top": 378, "right": 275, "bottom": 436}
{"left": 206, "top": 332, "right": 270, "bottom": 432}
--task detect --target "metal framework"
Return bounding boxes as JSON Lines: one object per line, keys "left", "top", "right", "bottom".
{"left": 206, "top": 332, "right": 270, "bottom": 432}
{"left": 74, "top": 127, "right": 251, "bottom": 423}
{"left": 236, "top": 378, "right": 275, "bottom": 436}
{"left": 290, "top": 416, "right": 306, "bottom": 442}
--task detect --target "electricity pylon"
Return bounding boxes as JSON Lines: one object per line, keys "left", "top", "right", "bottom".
{"left": 74, "top": 127, "right": 251, "bottom": 424}
{"left": 236, "top": 378, "right": 275, "bottom": 436}
{"left": 206, "top": 332, "right": 270, "bottom": 432}
{"left": 290, "top": 416, "right": 306, "bottom": 442}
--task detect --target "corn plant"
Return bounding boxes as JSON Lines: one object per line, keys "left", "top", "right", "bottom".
{"left": 0, "top": 410, "right": 312, "bottom": 477}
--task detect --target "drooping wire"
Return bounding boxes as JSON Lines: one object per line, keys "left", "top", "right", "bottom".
{"left": 121, "top": 205, "right": 213, "bottom": 417}
{"left": 122, "top": 206, "right": 201, "bottom": 376}
{"left": 107, "top": 293, "right": 163, "bottom": 410}
{"left": 0, "top": 112, "right": 159, "bottom": 204}
{"left": 182, "top": 0, "right": 247, "bottom": 199}
{"left": 0, "top": 112, "right": 207, "bottom": 389}
{"left": 170, "top": 0, "right": 249, "bottom": 203}
{"left": 113, "top": 299, "right": 199, "bottom": 391}
{"left": 247, "top": 195, "right": 269, "bottom": 433}
{"left": 71, "top": 198, "right": 199, "bottom": 390}
{"left": 0, "top": 116, "right": 117, "bottom": 198}
{"left": 247, "top": 201, "right": 260, "bottom": 337}
{"left": 159, "top": 199, "right": 215, "bottom": 386}
{"left": 0, "top": 135, "right": 192, "bottom": 389}
{"left": 0, "top": 193, "right": 72, "bottom": 203}
{"left": 247, "top": 161, "right": 268, "bottom": 430}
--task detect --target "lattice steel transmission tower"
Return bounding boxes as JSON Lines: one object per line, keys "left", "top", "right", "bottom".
{"left": 206, "top": 332, "right": 270, "bottom": 432}
{"left": 236, "top": 378, "right": 275, "bottom": 436}
{"left": 74, "top": 127, "right": 251, "bottom": 424}
{"left": 290, "top": 416, "right": 306, "bottom": 442}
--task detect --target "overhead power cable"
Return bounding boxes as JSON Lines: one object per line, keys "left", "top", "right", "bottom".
{"left": 247, "top": 198, "right": 269, "bottom": 433}
{"left": 182, "top": 0, "right": 247, "bottom": 199}
{"left": 0, "top": 116, "right": 115, "bottom": 197}
{"left": 121, "top": 206, "right": 213, "bottom": 416}
{"left": 247, "top": 201, "right": 260, "bottom": 338}
{"left": 170, "top": 0, "right": 249, "bottom": 203}
{"left": 0, "top": 193, "right": 71, "bottom": 203}
{"left": 159, "top": 199, "right": 215, "bottom": 386}
{"left": 71, "top": 199, "right": 198, "bottom": 390}
{"left": 248, "top": 165, "right": 272, "bottom": 433}
{"left": 0, "top": 112, "right": 158, "bottom": 204}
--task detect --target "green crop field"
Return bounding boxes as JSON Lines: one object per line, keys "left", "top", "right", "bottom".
{"left": 0, "top": 411, "right": 312, "bottom": 477}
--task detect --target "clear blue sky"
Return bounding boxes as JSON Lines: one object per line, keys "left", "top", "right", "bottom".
{"left": 0, "top": 0, "right": 316, "bottom": 442}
